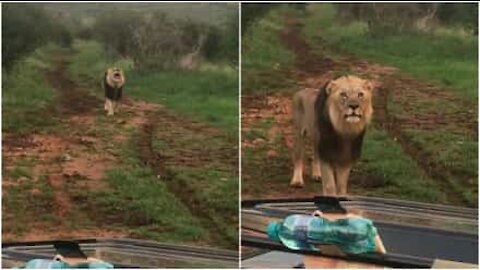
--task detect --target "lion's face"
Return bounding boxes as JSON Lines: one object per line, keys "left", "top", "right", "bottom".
{"left": 105, "top": 67, "right": 125, "bottom": 88}
{"left": 325, "top": 76, "right": 374, "bottom": 136}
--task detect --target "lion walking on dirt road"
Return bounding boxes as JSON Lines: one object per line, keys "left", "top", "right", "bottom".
{"left": 290, "top": 75, "right": 374, "bottom": 196}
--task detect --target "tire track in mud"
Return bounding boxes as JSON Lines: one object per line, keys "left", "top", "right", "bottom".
{"left": 46, "top": 56, "right": 101, "bottom": 116}
{"left": 40, "top": 54, "right": 238, "bottom": 245}
{"left": 374, "top": 87, "right": 470, "bottom": 206}
{"left": 137, "top": 109, "right": 238, "bottom": 248}
{"left": 6, "top": 53, "right": 239, "bottom": 242}
{"left": 2, "top": 54, "right": 129, "bottom": 241}
{"left": 43, "top": 56, "right": 101, "bottom": 218}
{"left": 246, "top": 15, "right": 475, "bottom": 205}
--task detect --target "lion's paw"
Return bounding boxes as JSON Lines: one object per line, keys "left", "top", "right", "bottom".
{"left": 289, "top": 181, "right": 304, "bottom": 188}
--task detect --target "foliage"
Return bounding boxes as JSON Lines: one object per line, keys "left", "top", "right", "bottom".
{"left": 92, "top": 9, "right": 237, "bottom": 70}
{"left": 334, "top": 3, "right": 478, "bottom": 36}
{"left": 241, "top": 6, "right": 295, "bottom": 93}
{"left": 2, "top": 4, "right": 72, "bottom": 69}
{"left": 2, "top": 44, "right": 62, "bottom": 132}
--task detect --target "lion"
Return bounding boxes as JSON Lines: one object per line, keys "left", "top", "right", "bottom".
{"left": 103, "top": 67, "right": 125, "bottom": 116}
{"left": 289, "top": 75, "right": 374, "bottom": 196}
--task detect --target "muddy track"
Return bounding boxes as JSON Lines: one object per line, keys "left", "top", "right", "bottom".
{"left": 43, "top": 54, "right": 237, "bottom": 245}
{"left": 280, "top": 17, "right": 337, "bottom": 80}
{"left": 46, "top": 56, "right": 101, "bottom": 116}
{"left": 137, "top": 110, "right": 237, "bottom": 248}
{"left": 2, "top": 54, "right": 122, "bottom": 242}
{"left": 244, "top": 15, "right": 476, "bottom": 205}
{"left": 5, "top": 53, "right": 238, "bottom": 243}
{"left": 42, "top": 55, "right": 99, "bottom": 218}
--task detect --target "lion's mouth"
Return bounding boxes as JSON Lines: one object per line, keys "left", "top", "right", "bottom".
{"left": 344, "top": 113, "right": 362, "bottom": 123}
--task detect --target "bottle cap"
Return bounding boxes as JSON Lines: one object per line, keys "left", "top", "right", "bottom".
{"left": 267, "top": 222, "right": 281, "bottom": 241}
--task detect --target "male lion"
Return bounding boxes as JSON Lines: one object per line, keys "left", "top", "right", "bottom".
{"left": 103, "top": 67, "right": 125, "bottom": 116}
{"left": 289, "top": 75, "right": 374, "bottom": 196}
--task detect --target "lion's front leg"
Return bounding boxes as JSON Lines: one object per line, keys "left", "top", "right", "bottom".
{"left": 290, "top": 130, "right": 305, "bottom": 188}
{"left": 312, "top": 134, "right": 322, "bottom": 181}
{"left": 320, "top": 162, "right": 336, "bottom": 195}
{"left": 106, "top": 99, "right": 114, "bottom": 116}
{"left": 113, "top": 100, "right": 119, "bottom": 114}
{"left": 336, "top": 165, "right": 352, "bottom": 196}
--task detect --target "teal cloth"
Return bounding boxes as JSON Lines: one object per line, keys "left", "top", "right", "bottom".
{"left": 16, "top": 259, "right": 114, "bottom": 269}
{"left": 267, "top": 214, "right": 379, "bottom": 254}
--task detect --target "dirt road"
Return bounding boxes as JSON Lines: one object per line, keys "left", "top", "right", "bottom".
{"left": 3, "top": 54, "right": 238, "bottom": 247}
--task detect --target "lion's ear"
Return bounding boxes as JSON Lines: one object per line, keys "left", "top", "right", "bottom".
{"left": 321, "top": 80, "right": 331, "bottom": 95}
{"left": 363, "top": 80, "right": 374, "bottom": 92}
{"left": 324, "top": 80, "right": 338, "bottom": 95}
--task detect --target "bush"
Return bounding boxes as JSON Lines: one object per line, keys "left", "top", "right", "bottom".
{"left": 2, "top": 4, "right": 72, "bottom": 69}
{"left": 93, "top": 9, "right": 143, "bottom": 58}
{"left": 241, "top": 4, "right": 279, "bottom": 36}
{"left": 203, "top": 13, "right": 238, "bottom": 64}
{"left": 334, "top": 3, "right": 478, "bottom": 37}
{"left": 92, "top": 9, "right": 237, "bottom": 70}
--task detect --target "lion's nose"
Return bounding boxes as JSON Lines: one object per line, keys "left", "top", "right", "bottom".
{"left": 349, "top": 104, "right": 359, "bottom": 110}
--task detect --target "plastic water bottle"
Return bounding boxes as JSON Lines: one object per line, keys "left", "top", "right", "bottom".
{"left": 267, "top": 214, "right": 379, "bottom": 254}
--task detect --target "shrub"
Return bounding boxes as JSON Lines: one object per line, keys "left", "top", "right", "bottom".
{"left": 2, "top": 4, "right": 72, "bottom": 69}
{"left": 92, "top": 9, "right": 237, "bottom": 70}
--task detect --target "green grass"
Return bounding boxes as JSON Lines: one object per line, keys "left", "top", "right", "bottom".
{"left": 128, "top": 69, "right": 238, "bottom": 135}
{"left": 242, "top": 6, "right": 296, "bottom": 93}
{"left": 356, "top": 128, "right": 445, "bottom": 203}
{"left": 403, "top": 129, "right": 477, "bottom": 206}
{"left": 241, "top": 137, "right": 294, "bottom": 198}
{"left": 87, "top": 127, "right": 208, "bottom": 244}
{"left": 302, "top": 4, "right": 478, "bottom": 100}
{"left": 97, "top": 168, "right": 207, "bottom": 243}
{"left": 241, "top": 118, "right": 309, "bottom": 198}
{"left": 150, "top": 120, "right": 238, "bottom": 246}
{"left": 68, "top": 40, "right": 134, "bottom": 88}
{"left": 5, "top": 167, "right": 32, "bottom": 181}
{"left": 2, "top": 170, "right": 57, "bottom": 237}
{"left": 2, "top": 43, "right": 62, "bottom": 132}
{"left": 166, "top": 166, "right": 238, "bottom": 244}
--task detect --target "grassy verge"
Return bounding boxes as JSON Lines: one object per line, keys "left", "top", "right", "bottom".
{"left": 242, "top": 6, "right": 296, "bottom": 93}
{"left": 2, "top": 44, "right": 63, "bottom": 133}
{"left": 302, "top": 4, "right": 478, "bottom": 100}
{"left": 128, "top": 69, "right": 238, "bottom": 135}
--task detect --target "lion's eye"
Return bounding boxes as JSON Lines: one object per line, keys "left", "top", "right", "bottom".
{"left": 358, "top": 92, "right": 364, "bottom": 98}
{"left": 340, "top": 92, "right": 348, "bottom": 99}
